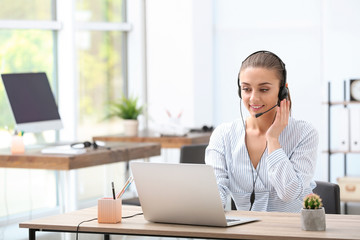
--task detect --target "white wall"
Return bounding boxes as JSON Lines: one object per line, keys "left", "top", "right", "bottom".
{"left": 145, "top": 0, "right": 213, "bottom": 130}
{"left": 213, "top": 0, "right": 323, "bottom": 124}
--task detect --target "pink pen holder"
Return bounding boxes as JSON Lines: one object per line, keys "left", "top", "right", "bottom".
{"left": 98, "top": 198, "right": 122, "bottom": 223}
{"left": 11, "top": 136, "right": 25, "bottom": 154}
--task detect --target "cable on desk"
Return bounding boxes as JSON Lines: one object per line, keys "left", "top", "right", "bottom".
{"left": 76, "top": 217, "right": 97, "bottom": 240}
{"left": 122, "top": 212, "right": 143, "bottom": 219}
{"left": 75, "top": 213, "right": 143, "bottom": 239}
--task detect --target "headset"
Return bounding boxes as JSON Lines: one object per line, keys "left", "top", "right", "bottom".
{"left": 237, "top": 50, "right": 288, "bottom": 211}
{"left": 237, "top": 50, "right": 288, "bottom": 118}
{"left": 70, "top": 141, "right": 111, "bottom": 150}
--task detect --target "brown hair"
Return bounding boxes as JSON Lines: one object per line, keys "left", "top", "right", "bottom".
{"left": 239, "top": 51, "right": 292, "bottom": 110}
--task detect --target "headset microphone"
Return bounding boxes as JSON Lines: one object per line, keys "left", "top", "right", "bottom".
{"left": 255, "top": 103, "right": 279, "bottom": 118}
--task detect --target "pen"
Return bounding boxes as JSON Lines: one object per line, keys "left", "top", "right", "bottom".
{"left": 116, "top": 176, "right": 132, "bottom": 198}
{"left": 117, "top": 176, "right": 133, "bottom": 199}
{"left": 111, "top": 182, "right": 116, "bottom": 200}
{"left": 121, "top": 179, "right": 133, "bottom": 197}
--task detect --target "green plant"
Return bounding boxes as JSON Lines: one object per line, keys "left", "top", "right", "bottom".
{"left": 303, "top": 193, "right": 323, "bottom": 209}
{"left": 106, "top": 95, "right": 143, "bottom": 120}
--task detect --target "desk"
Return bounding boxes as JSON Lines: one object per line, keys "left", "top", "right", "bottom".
{"left": 93, "top": 131, "right": 211, "bottom": 149}
{"left": 0, "top": 142, "right": 161, "bottom": 170}
{"left": 20, "top": 205, "right": 360, "bottom": 240}
{"left": 0, "top": 142, "right": 161, "bottom": 212}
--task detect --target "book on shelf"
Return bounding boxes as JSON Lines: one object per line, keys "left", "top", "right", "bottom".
{"left": 331, "top": 107, "right": 350, "bottom": 152}
{"left": 350, "top": 108, "right": 360, "bottom": 151}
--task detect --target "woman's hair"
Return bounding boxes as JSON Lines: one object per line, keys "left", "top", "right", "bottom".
{"left": 239, "top": 51, "right": 292, "bottom": 110}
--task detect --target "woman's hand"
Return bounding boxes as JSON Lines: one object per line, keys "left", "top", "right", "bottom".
{"left": 266, "top": 99, "right": 290, "bottom": 153}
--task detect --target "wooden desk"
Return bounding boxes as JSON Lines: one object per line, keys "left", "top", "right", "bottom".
{"left": 20, "top": 205, "right": 360, "bottom": 240}
{"left": 0, "top": 142, "right": 161, "bottom": 170}
{"left": 93, "top": 131, "right": 211, "bottom": 148}
{"left": 0, "top": 142, "right": 161, "bottom": 212}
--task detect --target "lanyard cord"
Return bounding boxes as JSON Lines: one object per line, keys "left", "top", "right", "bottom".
{"left": 240, "top": 100, "right": 256, "bottom": 211}
{"left": 248, "top": 145, "right": 266, "bottom": 211}
{"left": 240, "top": 99, "right": 267, "bottom": 211}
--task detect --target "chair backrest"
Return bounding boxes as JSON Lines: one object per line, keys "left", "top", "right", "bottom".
{"left": 313, "top": 181, "right": 341, "bottom": 214}
{"left": 179, "top": 144, "right": 208, "bottom": 164}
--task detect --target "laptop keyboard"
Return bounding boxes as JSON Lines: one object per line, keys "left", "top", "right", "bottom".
{"left": 226, "top": 218, "right": 241, "bottom": 223}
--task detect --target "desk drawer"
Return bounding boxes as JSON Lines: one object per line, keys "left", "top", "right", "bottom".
{"left": 337, "top": 177, "right": 360, "bottom": 202}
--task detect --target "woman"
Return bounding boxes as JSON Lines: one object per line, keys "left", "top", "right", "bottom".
{"left": 205, "top": 51, "right": 318, "bottom": 212}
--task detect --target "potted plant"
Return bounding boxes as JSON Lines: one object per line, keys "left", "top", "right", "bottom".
{"left": 106, "top": 95, "right": 143, "bottom": 136}
{"left": 301, "top": 193, "right": 326, "bottom": 231}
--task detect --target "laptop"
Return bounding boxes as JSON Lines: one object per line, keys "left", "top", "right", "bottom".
{"left": 130, "top": 162, "right": 259, "bottom": 227}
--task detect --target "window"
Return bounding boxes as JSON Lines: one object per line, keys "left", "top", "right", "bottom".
{"left": 76, "top": 0, "right": 128, "bottom": 140}
{"left": 0, "top": 0, "right": 129, "bottom": 222}
{"left": 76, "top": 29, "right": 127, "bottom": 139}
{"left": 0, "top": 1, "right": 58, "bottom": 145}
{"left": 0, "top": 0, "right": 53, "bottom": 21}
{"left": 0, "top": 1, "right": 58, "bottom": 220}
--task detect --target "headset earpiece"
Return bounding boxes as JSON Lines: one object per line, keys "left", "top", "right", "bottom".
{"left": 278, "top": 84, "right": 289, "bottom": 102}
{"left": 237, "top": 77, "right": 242, "bottom": 99}
{"left": 83, "top": 141, "right": 92, "bottom": 148}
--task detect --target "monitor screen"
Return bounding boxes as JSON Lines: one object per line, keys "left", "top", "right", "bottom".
{"left": 1, "top": 72, "right": 63, "bottom": 132}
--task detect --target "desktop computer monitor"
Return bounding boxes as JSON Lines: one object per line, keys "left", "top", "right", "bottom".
{"left": 1, "top": 72, "right": 63, "bottom": 132}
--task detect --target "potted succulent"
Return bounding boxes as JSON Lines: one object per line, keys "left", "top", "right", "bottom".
{"left": 106, "top": 95, "right": 143, "bottom": 136}
{"left": 301, "top": 193, "right": 326, "bottom": 231}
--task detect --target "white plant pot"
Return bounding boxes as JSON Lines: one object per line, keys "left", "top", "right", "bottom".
{"left": 301, "top": 208, "right": 326, "bottom": 231}
{"left": 122, "top": 119, "right": 139, "bottom": 137}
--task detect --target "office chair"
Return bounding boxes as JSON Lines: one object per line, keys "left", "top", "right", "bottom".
{"left": 179, "top": 143, "right": 208, "bottom": 164}
{"left": 231, "top": 181, "right": 341, "bottom": 213}
{"left": 313, "top": 180, "right": 341, "bottom": 214}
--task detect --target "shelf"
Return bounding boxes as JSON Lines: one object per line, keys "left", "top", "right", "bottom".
{"left": 322, "top": 101, "right": 360, "bottom": 105}
{"left": 322, "top": 150, "right": 360, "bottom": 154}
{"left": 341, "top": 199, "right": 360, "bottom": 203}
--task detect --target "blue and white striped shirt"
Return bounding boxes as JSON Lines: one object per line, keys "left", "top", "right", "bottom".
{"left": 205, "top": 117, "right": 319, "bottom": 212}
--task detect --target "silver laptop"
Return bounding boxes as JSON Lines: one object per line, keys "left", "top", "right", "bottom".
{"left": 130, "top": 162, "right": 258, "bottom": 227}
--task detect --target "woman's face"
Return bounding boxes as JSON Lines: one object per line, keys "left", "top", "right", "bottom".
{"left": 239, "top": 67, "right": 281, "bottom": 117}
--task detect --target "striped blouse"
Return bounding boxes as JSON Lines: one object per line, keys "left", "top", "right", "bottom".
{"left": 205, "top": 117, "right": 319, "bottom": 213}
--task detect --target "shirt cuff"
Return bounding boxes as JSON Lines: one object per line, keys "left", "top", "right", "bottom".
{"left": 267, "top": 148, "right": 287, "bottom": 170}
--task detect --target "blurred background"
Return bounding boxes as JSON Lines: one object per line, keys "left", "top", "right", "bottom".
{"left": 1, "top": 0, "right": 360, "bottom": 239}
